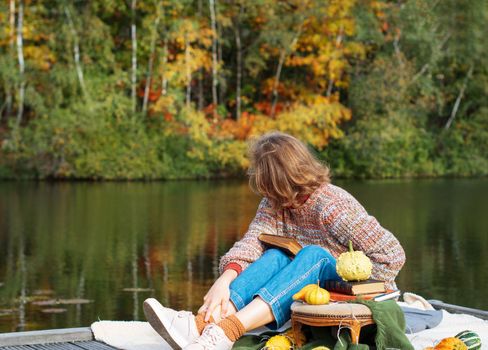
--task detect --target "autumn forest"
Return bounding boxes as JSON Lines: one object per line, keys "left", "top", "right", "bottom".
{"left": 0, "top": 0, "right": 487, "bottom": 180}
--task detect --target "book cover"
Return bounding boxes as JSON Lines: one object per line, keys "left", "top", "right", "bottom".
{"left": 329, "top": 289, "right": 399, "bottom": 302}
{"left": 324, "top": 279, "right": 386, "bottom": 295}
{"left": 372, "top": 289, "right": 401, "bottom": 302}
{"left": 258, "top": 233, "right": 303, "bottom": 256}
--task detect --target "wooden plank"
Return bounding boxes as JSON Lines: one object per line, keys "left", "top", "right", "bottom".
{"left": 70, "top": 341, "right": 116, "bottom": 350}
{"left": 429, "top": 299, "right": 488, "bottom": 320}
{"left": 26, "top": 343, "right": 82, "bottom": 350}
{"left": 0, "top": 341, "right": 116, "bottom": 350}
{"left": 0, "top": 328, "right": 92, "bottom": 347}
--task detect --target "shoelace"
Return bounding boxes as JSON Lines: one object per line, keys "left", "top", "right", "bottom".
{"left": 195, "top": 324, "right": 225, "bottom": 349}
{"left": 169, "top": 310, "right": 194, "bottom": 337}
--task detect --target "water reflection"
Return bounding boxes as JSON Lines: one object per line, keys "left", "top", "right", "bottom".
{"left": 0, "top": 179, "right": 487, "bottom": 332}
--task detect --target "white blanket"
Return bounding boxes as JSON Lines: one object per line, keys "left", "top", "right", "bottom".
{"left": 406, "top": 310, "right": 488, "bottom": 349}
{"left": 92, "top": 295, "right": 488, "bottom": 350}
{"left": 91, "top": 321, "right": 290, "bottom": 350}
{"left": 91, "top": 321, "right": 169, "bottom": 350}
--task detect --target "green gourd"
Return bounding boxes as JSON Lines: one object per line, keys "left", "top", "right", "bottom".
{"left": 455, "top": 330, "right": 482, "bottom": 350}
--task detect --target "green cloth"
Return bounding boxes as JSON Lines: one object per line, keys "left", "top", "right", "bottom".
{"left": 353, "top": 299, "right": 414, "bottom": 350}
{"left": 233, "top": 300, "right": 414, "bottom": 350}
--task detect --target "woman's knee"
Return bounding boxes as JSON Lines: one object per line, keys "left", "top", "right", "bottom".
{"left": 262, "top": 248, "right": 291, "bottom": 261}
{"left": 296, "top": 245, "right": 333, "bottom": 260}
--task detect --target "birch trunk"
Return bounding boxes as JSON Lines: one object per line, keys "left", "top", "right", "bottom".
{"left": 185, "top": 36, "right": 192, "bottom": 107}
{"left": 326, "top": 28, "right": 343, "bottom": 97}
{"left": 161, "top": 38, "right": 168, "bottom": 96}
{"left": 131, "top": 0, "right": 137, "bottom": 113}
{"left": 142, "top": 4, "right": 161, "bottom": 115}
{"left": 64, "top": 5, "right": 88, "bottom": 101}
{"left": 270, "top": 49, "right": 286, "bottom": 118}
{"left": 209, "top": 0, "right": 218, "bottom": 111}
{"left": 197, "top": 0, "right": 204, "bottom": 109}
{"left": 234, "top": 10, "right": 242, "bottom": 120}
{"left": 444, "top": 64, "right": 474, "bottom": 130}
{"left": 16, "top": 0, "right": 25, "bottom": 125}
{"left": 270, "top": 29, "right": 302, "bottom": 118}
{"left": 5, "top": 0, "right": 16, "bottom": 118}
{"left": 215, "top": 0, "right": 224, "bottom": 103}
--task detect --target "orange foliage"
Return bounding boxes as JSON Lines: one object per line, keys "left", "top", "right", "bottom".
{"left": 213, "top": 113, "right": 257, "bottom": 141}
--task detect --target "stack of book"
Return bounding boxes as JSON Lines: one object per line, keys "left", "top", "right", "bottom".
{"left": 257, "top": 233, "right": 401, "bottom": 302}
{"left": 324, "top": 279, "right": 400, "bottom": 302}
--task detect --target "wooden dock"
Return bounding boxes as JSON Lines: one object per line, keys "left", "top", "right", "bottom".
{"left": 0, "top": 328, "right": 116, "bottom": 350}
{"left": 0, "top": 341, "right": 117, "bottom": 350}
{"left": 0, "top": 300, "right": 486, "bottom": 349}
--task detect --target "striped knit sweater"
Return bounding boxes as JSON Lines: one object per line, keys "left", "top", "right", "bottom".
{"left": 219, "top": 183, "right": 406, "bottom": 289}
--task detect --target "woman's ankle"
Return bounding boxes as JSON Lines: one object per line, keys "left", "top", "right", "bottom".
{"left": 216, "top": 315, "right": 246, "bottom": 342}
{"left": 194, "top": 313, "right": 215, "bottom": 334}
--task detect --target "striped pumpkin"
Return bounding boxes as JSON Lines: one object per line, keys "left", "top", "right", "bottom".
{"left": 455, "top": 330, "right": 482, "bottom": 350}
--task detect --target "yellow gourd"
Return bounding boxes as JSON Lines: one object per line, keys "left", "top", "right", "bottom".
{"left": 292, "top": 284, "right": 317, "bottom": 301}
{"left": 336, "top": 240, "right": 373, "bottom": 281}
{"left": 311, "top": 347, "right": 331, "bottom": 350}
{"left": 264, "top": 335, "right": 292, "bottom": 350}
{"left": 434, "top": 337, "right": 468, "bottom": 350}
{"left": 304, "top": 285, "right": 330, "bottom": 305}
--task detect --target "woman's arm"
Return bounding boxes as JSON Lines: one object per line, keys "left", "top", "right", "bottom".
{"left": 201, "top": 198, "right": 276, "bottom": 321}
{"left": 199, "top": 269, "right": 237, "bottom": 321}
{"left": 321, "top": 195, "right": 406, "bottom": 288}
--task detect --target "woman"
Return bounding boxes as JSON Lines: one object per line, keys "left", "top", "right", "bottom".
{"left": 143, "top": 132, "right": 406, "bottom": 350}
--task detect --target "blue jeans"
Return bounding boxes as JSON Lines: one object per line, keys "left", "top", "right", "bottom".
{"left": 229, "top": 245, "right": 341, "bottom": 329}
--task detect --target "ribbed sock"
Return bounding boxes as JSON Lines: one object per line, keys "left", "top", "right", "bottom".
{"left": 216, "top": 315, "right": 246, "bottom": 342}
{"left": 195, "top": 313, "right": 214, "bottom": 334}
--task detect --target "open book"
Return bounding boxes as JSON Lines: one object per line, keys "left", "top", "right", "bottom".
{"left": 258, "top": 233, "right": 303, "bottom": 256}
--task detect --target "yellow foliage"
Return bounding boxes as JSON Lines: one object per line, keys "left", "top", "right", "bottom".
{"left": 162, "top": 19, "right": 213, "bottom": 88}
{"left": 209, "top": 141, "right": 249, "bottom": 170}
{"left": 182, "top": 108, "right": 211, "bottom": 144}
{"left": 250, "top": 96, "right": 351, "bottom": 150}
{"left": 24, "top": 45, "right": 56, "bottom": 70}
{"left": 279, "top": 0, "right": 366, "bottom": 97}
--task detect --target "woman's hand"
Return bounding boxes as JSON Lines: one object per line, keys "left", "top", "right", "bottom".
{"left": 198, "top": 269, "right": 237, "bottom": 322}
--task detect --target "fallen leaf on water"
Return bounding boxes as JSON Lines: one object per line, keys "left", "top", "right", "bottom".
{"left": 20, "top": 295, "right": 49, "bottom": 303}
{"left": 122, "top": 288, "right": 154, "bottom": 292}
{"left": 32, "top": 298, "right": 93, "bottom": 306}
{"left": 32, "top": 289, "right": 55, "bottom": 296}
{"left": 0, "top": 308, "right": 16, "bottom": 316}
{"left": 41, "top": 308, "right": 67, "bottom": 314}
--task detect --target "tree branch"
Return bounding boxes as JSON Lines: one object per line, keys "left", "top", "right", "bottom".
{"left": 444, "top": 64, "right": 474, "bottom": 130}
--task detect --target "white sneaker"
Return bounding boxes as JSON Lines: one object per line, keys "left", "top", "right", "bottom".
{"left": 184, "top": 324, "right": 234, "bottom": 350}
{"left": 143, "top": 298, "right": 200, "bottom": 349}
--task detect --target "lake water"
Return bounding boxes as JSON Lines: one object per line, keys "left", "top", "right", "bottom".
{"left": 0, "top": 179, "right": 487, "bottom": 332}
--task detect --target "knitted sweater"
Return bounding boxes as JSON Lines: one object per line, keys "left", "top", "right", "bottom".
{"left": 219, "top": 183, "right": 406, "bottom": 289}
